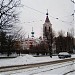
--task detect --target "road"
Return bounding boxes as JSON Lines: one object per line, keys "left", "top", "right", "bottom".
{"left": 0, "top": 58, "right": 75, "bottom": 75}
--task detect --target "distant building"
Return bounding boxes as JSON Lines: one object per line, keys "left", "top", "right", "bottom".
{"left": 24, "top": 38, "right": 36, "bottom": 50}
{"left": 21, "top": 27, "right": 43, "bottom": 50}
{"left": 21, "top": 37, "right": 43, "bottom": 50}
{"left": 20, "top": 11, "right": 53, "bottom": 51}
{"left": 43, "top": 11, "right": 57, "bottom": 54}
{"left": 43, "top": 11, "right": 52, "bottom": 41}
{"left": 13, "top": 40, "right": 21, "bottom": 50}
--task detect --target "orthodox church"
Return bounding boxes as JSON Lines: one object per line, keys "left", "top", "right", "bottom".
{"left": 43, "top": 11, "right": 52, "bottom": 41}
{"left": 21, "top": 11, "right": 53, "bottom": 50}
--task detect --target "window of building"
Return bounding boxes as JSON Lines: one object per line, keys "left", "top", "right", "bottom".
{"left": 45, "top": 27, "right": 47, "bottom": 32}
{"left": 49, "top": 27, "right": 50, "bottom": 31}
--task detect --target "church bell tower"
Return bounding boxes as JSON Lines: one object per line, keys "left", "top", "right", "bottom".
{"left": 43, "top": 10, "right": 52, "bottom": 41}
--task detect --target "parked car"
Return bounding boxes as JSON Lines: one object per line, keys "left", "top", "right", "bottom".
{"left": 58, "top": 52, "right": 71, "bottom": 58}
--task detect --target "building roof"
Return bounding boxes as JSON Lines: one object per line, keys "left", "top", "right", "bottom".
{"left": 45, "top": 15, "right": 50, "bottom": 22}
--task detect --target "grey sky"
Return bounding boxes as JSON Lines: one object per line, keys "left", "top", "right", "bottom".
{"left": 19, "top": 0, "right": 74, "bottom": 38}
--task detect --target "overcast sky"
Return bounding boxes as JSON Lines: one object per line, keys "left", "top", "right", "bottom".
{"left": 18, "top": 0, "right": 74, "bottom": 38}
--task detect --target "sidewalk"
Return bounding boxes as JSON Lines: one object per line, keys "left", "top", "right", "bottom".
{"left": 0, "top": 53, "right": 18, "bottom": 59}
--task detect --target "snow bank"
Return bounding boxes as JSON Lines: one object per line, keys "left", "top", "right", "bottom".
{"left": 0, "top": 54, "right": 59, "bottom": 67}
{"left": 0, "top": 54, "right": 75, "bottom": 67}
{"left": 0, "top": 54, "right": 36, "bottom": 67}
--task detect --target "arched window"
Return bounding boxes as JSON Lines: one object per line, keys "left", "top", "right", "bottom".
{"left": 49, "top": 27, "right": 50, "bottom": 31}
{"left": 45, "top": 27, "right": 47, "bottom": 32}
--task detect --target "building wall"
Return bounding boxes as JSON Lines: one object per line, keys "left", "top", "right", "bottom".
{"left": 21, "top": 38, "right": 39, "bottom": 50}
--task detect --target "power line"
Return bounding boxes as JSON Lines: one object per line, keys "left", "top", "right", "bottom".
{"left": 23, "top": 4, "right": 74, "bottom": 25}
{"left": 23, "top": 20, "right": 43, "bottom": 24}
{"left": 71, "top": 0, "right": 75, "bottom": 4}
{"left": 24, "top": 5, "right": 45, "bottom": 14}
{"left": 21, "top": 19, "right": 73, "bottom": 26}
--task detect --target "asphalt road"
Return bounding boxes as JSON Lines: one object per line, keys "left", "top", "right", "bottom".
{"left": 0, "top": 58, "right": 75, "bottom": 73}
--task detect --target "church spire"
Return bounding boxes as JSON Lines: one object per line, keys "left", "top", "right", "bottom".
{"left": 46, "top": 9, "right": 48, "bottom": 15}
{"left": 31, "top": 27, "right": 34, "bottom": 38}
{"left": 45, "top": 9, "right": 50, "bottom": 22}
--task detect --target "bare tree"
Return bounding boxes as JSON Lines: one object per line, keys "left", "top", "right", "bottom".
{"left": 58, "top": 30, "right": 65, "bottom": 37}
{"left": 55, "top": 31, "right": 74, "bottom": 53}
{"left": 0, "top": 0, "right": 21, "bottom": 33}
{"left": 44, "top": 29, "right": 55, "bottom": 57}
{"left": 56, "top": 31, "right": 65, "bottom": 53}
{"left": 0, "top": 0, "right": 21, "bottom": 55}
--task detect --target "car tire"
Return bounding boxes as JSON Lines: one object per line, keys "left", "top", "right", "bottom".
{"left": 59, "top": 57, "right": 61, "bottom": 59}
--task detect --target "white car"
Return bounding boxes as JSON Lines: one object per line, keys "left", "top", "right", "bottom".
{"left": 58, "top": 52, "right": 71, "bottom": 58}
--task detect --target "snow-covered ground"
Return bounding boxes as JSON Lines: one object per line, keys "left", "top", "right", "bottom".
{"left": 0, "top": 54, "right": 75, "bottom": 75}
{"left": 5, "top": 61, "right": 74, "bottom": 75}
{"left": 0, "top": 54, "right": 61, "bottom": 67}
{"left": 0, "top": 54, "right": 75, "bottom": 67}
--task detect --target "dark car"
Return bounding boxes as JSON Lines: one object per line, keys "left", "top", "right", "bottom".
{"left": 58, "top": 52, "right": 71, "bottom": 58}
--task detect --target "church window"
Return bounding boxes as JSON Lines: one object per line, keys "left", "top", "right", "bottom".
{"left": 49, "top": 27, "right": 50, "bottom": 31}
{"left": 45, "top": 27, "right": 47, "bottom": 32}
